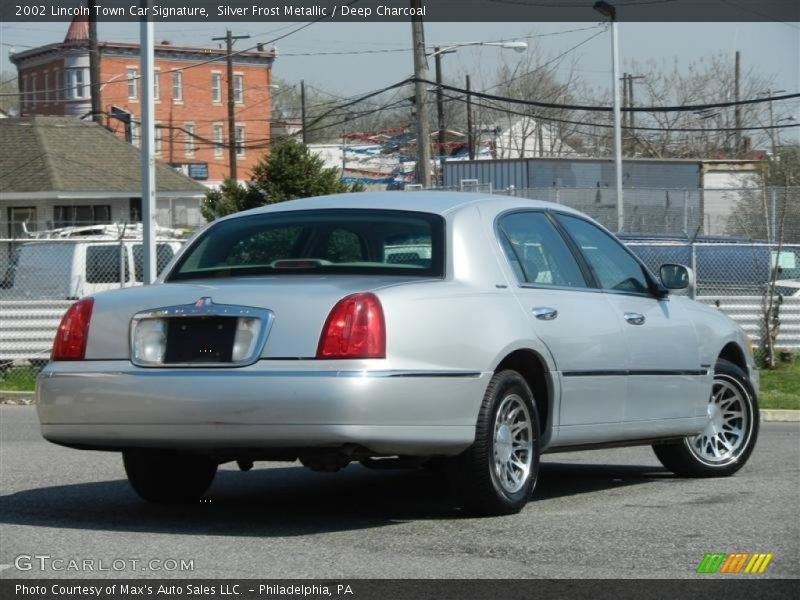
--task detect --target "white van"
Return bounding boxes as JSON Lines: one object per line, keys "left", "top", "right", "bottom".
{"left": 1, "top": 240, "right": 183, "bottom": 300}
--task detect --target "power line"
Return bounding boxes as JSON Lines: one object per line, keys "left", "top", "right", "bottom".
{"left": 448, "top": 91, "right": 800, "bottom": 134}
{"left": 425, "top": 79, "right": 800, "bottom": 113}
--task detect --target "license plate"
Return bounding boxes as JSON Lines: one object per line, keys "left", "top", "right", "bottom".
{"left": 164, "top": 317, "right": 237, "bottom": 364}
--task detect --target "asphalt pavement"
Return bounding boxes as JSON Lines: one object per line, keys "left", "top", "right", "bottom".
{"left": 1, "top": 405, "right": 798, "bottom": 579}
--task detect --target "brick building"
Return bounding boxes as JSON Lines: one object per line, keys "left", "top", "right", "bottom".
{"left": 10, "top": 16, "right": 276, "bottom": 187}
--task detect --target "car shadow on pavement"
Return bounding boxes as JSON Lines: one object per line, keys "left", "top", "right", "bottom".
{"left": 0, "top": 461, "right": 672, "bottom": 535}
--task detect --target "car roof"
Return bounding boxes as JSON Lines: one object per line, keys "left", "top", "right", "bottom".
{"left": 219, "top": 191, "right": 585, "bottom": 221}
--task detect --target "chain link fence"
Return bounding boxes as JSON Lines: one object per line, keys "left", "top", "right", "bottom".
{"left": 2, "top": 187, "right": 800, "bottom": 389}
{"left": 504, "top": 186, "right": 800, "bottom": 243}
{"left": 0, "top": 237, "right": 185, "bottom": 388}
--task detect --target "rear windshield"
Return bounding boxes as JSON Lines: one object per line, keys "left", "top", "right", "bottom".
{"left": 167, "top": 209, "right": 445, "bottom": 281}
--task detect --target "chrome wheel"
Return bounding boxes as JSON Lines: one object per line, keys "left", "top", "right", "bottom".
{"left": 686, "top": 375, "right": 751, "bottom": 466}
{"left": 492, "top": 393, "right": 534, "bottom": 494}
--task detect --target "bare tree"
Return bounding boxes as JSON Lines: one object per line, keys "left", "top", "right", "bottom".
{"left": 0, "top": 71, "right": 19, "bottom": 115}
{"left": 605, "top": 54, "right": 777, "bottom": 159}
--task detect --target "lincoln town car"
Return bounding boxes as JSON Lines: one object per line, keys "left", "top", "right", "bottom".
{"left": 37, "top": 192, "right": 759, "bottom": 515}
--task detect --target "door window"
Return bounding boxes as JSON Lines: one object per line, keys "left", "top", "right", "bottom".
{"left": 497, "top": 212, "right": 587, "bottom": 288}
{"left": 558, "top": 215, "right": 650, "bottom": 294}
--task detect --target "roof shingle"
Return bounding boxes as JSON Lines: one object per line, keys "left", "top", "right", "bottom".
{"left": 0, "top": 117, "right": 207, "bottom": 195}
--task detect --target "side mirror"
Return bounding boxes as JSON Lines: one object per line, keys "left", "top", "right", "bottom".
{"left": 659, "top": 263, "right": 694, "bottom": 291}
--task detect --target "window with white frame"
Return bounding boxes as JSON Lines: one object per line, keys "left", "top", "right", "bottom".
{"left": 76, "top": 68, "right": 88, "bottom": 98}
{"left": 127, "top": 68, "right": 138, "bottom": 99}
{"left": 184, "top": 123, "right": 195, "bottom": 156}
{"left": 131, "top": 121, "right": 141, "bottom": 148}
{"left": 213, "top": 123, "right": 224, "bottom": 158}
{"left": 211, "top": 72, "right": 222, "bottom": 103}
{"left": 30, "top": 74, "right": 37, "bottom": 107}
{"left": 233, "top": 74, "right": 243, "bottom": 103}
{"left": 172, "top": 71, "right": 182, "bottom": 102}
{"left": 54, "top": 70, "right": 61, "bottom": 101}
{"left": 21, "top": 75, "right": 27, "bottom": 109}
{"left": 153, "top": 69, "right": 160, "bottom": 100}
{"left": 154, "top": 123, "right": 162, "bottom": 154}
{"left": 43, "top": 72, "right": 49, "bottom": 104}
{"left": 235, "top": 125, "right": 245, "bottom": 156}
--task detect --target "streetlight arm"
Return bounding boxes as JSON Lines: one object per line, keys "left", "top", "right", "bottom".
{"left": 427, "top": 41, "right": 527, "bottom": 58}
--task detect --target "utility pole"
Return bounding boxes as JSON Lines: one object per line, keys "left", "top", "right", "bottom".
{"left": 410, "top": 0, "right": 431, "bottom": 187}
{"left": 300, "top": 79, "right": 307, "bottom": 144}
{"left": 621, "top": 73, "right": 644, "bottom": 155}
{"left": 621, "top": 72, "right": 629, "bottom": 153}
{"left": 734, "top": 50, "right": 742, "bottom": 157}
{"left": 212, "top": 30, "right": 250, "bottom": 182}
{"left": 594, "top": 1, "right": 624, "bottom": 233}
{"left": 139, "top": 0, "right": 156, "bottom": 284}
{"left": 466, "top": 75, "right": 474, "bottom": 160}
{"left": 434, "top": 48, "right": 446, "bottom": 178}
{"left": 87, "top": 0, "right": 102, "bottom": 123}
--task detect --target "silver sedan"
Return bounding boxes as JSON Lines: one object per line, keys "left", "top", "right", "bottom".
{"left": 37, "top": 192, "right": 760, "bottom": 515}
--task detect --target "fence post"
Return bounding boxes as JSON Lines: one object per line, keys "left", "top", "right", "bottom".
{"left": 683, "top": 190, "right": 689, "bottom": 234}
{"left": 690, "top": 242, "right": 697, "bottom": 300}
{"left": 119, "top": 238, "right": 126, "bottom": 288}
{"left": 771, "top": 188, "right": 777, "bottom": 243}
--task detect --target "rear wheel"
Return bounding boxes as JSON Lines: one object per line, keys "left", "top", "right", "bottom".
{"left": 653, "top": 358, "right": 759, "bottom": 477}
{"left": 447, "top": 370, "right": 540, "bottom": 516}
{"left": 123, "top": 450, "right": 217, "bottom": 504}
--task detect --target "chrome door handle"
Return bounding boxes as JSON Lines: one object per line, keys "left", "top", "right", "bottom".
{"left": 533, "top": 307, "right": 558, "bottom": 321}
{"left": 624, "top": 312, "right": 645, "bottom": 325}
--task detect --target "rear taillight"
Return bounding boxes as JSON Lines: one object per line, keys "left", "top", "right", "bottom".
{"left": 51, "top": 297, "right": 94, "bottom": 360}
{"left": 316, "top": 293, "right": 385, "bottom": 359}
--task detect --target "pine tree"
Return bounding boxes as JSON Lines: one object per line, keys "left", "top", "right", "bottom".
{"left": 201, "top": 138, "right": 364, "bottom": 221}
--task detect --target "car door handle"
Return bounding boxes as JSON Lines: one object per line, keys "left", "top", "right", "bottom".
{"left": 532, "top": 307, "right": 558, "bottom": 321}
{"left": 624, "top": 312, "right": 646, "bottom": 325}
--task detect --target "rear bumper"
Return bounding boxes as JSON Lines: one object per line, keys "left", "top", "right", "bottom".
{"left": 36, "top": 362, "right": 489, "bottom": 455}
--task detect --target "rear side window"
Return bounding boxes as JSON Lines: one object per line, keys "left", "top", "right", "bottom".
{"left": 558, "top": 215, "right": 650, "bottom": 294}
{"left": 168, "top": 209, "right": 444, "bottom": 281}
{"left": 133, "top": 244, "right": 176, "bottom": 282}
{"left": 86, "top": 246, "right": 129, "bottom": 284}
{"left": 497, "top": 212, "right": 587, "bottom": 288}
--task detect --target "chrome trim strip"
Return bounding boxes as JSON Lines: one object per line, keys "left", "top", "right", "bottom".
{"left": 44, "top": 369, "right": 484, "bottom": 379}
{"left": 562, "top": 369, "right": 708, "bottom": 377}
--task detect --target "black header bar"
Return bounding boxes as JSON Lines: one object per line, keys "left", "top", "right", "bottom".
{"left": 2, "top": 0, "right": 799, "bottom": 22}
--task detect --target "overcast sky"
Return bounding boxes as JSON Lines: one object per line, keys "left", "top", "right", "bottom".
{"left": 2, "top": 20, "right": 798, "bottom": 140}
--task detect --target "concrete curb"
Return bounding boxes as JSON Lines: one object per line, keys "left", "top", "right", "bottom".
{"left": 0, "top": 391, "right": 35, "bottom": 405}
{"left": 1, "top": 392, "right": 798, "bottom": 421}
{"left": 761, "top": 409, "right": 800, "bottom": 422}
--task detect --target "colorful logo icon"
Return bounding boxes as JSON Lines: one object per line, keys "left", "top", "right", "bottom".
{"left": 696, "top": 553, "right": 773, "bottom": 574}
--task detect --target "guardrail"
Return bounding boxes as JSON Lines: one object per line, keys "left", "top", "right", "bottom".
{"left": 0, "top": 300, "right": 73, "bottom": 365}
{"left": 697, "top": 296, "right": 800, "bottom": 349}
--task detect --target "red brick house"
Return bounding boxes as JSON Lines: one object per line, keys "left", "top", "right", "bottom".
{"left": 10, "top": 17, "right": 276, "bottom": 187}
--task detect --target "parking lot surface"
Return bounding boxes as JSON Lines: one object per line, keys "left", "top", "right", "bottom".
{"left": 1, "top": 406, "right": 798, "bottom": 579}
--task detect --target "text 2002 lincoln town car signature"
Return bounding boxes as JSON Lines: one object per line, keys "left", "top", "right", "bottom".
{"left": 37, "top": 192, "right": 759, "bottom": 515}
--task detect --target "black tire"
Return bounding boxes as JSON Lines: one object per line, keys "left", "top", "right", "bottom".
{"left": 653, "top": 358, "right": 759, "bottom": 478}
{"left": 123, "top": 449, "right": 217, "bottom": 504}
{"left": 447, "top": 370, "right": 541, "bottom": 516}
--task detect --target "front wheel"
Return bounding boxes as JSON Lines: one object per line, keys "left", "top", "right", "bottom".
{"left": 653, "top": 358, "right": 759, "bottom": 477}
{"left": 447, "top": 370, "right": 540, "bottom": 516}
{"left": 123, "top": 450, "right": 217, "bottom": 503}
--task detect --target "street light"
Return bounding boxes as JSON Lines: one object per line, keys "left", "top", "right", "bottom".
{"left": 428, "top": 41, "right": 528, "bottom": 174}
{"left": 594, "top": 0, "right": 624, "bottom": 233}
